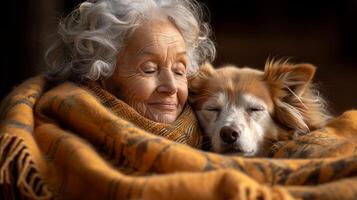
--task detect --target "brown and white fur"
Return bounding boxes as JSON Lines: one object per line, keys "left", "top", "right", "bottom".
{"left": 189, "top": 60, "right": 330, "bottom": 156}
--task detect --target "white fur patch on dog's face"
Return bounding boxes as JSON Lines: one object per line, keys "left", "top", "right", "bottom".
{"left": 197, "top": 92, "right": 277, "bottom": 156}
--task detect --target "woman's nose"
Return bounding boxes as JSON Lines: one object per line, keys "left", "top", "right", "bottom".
{"left": 157, "top": 70, "right": 178, "bottom": 95}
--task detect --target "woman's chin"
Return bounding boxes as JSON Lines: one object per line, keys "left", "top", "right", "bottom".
{"left": 146, "top": 112, "right": 178, "bottom": 124}
{"left": 141, "top": 106, "right": 180, "bottom": 123}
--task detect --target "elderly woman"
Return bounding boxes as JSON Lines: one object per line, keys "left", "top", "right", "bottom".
{"left": 30, "top": 0, "right": 216, "bottom": 152}
{"left": 1, "top": 0, "right": 218, "bottom": 199}
{"left": 46, "top": 0, "right": 215, "bottom": 124}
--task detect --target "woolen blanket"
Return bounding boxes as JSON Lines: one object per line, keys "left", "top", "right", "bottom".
{"left": 1, "top": 76, "right": 357, "bottom": 200}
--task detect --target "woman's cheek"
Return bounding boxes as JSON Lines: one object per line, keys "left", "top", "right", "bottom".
{"left": 177, "top": 78, "right": 188, "bottom": 106}
{"left": 125, "top": 77, "right": 156, "bottom": 102}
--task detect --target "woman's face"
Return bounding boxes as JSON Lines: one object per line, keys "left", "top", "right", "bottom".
{"left": 104, "top": 19, "right": 189, "bottom": 123}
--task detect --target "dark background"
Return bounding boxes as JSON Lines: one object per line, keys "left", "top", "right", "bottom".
{"left": 1, "top": 0, "right": 356, "bottom": 115}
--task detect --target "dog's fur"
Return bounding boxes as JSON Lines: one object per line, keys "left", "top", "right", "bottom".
{"left": 189, "top": 60, "right": 330, "bottom": 156}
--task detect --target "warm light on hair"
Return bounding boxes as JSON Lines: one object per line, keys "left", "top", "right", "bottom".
{"left": 45, "top": 0, "right": 216, "bottom": 82}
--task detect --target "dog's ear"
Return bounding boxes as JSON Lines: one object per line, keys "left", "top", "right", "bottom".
{"left": 264, "top": 61, "right": 316, "bottom": 96}
{"left": 188, "top": 62, "right": 216, "bottom": 108}
{"left": 198, "top": 62, "right": 216, "bottom": 78}
{"left": 264, "top": 60, "right": 329, "bottom": 133}
{"left": 188, "top": 62, "right": 216, "bottom": 89}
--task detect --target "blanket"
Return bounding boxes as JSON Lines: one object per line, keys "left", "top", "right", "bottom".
{"left": 1, "top": 76, "right": 357, "bottom": 200}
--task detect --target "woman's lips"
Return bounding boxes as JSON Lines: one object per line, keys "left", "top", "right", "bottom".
{"left": 148, "top": 102, "right": 177, "bottom": 110}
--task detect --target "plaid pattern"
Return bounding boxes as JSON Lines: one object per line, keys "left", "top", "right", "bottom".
{"left": 1, "top": 76, "right": 357, "bottom": 200}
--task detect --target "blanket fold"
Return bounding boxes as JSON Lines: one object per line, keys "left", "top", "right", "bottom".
{"left": 1, "top": 76, "right": 357, "bottom": 200}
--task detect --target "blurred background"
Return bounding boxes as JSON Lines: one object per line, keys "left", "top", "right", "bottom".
{"left": 1, "top": 0, "right": 356, "bottom": 115}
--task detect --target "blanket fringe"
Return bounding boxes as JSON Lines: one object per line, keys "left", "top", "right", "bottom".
{"left": 0, "top": 133, "right": 52, "bottom": 200}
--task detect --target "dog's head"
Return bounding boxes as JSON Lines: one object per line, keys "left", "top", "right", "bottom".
{"left": 189, "top": 60, "right": 329, "bottom": 156}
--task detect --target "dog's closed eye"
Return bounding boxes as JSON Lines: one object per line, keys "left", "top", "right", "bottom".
{"left": 204, "top": 106, "right": 221, "bottom": 112}
{"left": 248, "top": 106, "right": 265, "bottom": 112}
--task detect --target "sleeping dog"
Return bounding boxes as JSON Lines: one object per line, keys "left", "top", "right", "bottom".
{"left": 189, "top": 60, "right": 330, "bottom": 156}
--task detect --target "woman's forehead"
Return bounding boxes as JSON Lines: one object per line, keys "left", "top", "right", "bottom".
{"left": 124, "top": 20, "right": 187, "bottom": 55}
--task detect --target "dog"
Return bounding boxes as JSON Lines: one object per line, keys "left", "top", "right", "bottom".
{"left": 188, "top": 60, "right": 330, "bottom": 156}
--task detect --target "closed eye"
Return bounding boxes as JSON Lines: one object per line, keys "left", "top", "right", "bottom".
{"left": 204, "top": 107, "right": 221, "bottom": 112}
{"left": 143, "top": 69, "right": 157, "bottom": 74}
{"left": 174, "top": 70, "right": 185, "bottom": 76}
{"left": 141, "top": 61, "right": 158, "bottom": 74}
{"left": 173, "top": 62, "right": 186, "bottom": 76}
{"left": 248, "top": 106, "right": 265, "bottom": 112}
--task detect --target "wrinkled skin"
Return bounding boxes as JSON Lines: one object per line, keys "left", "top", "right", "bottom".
{"left": 102, "top": 19, "right": 189, "bottom": 123}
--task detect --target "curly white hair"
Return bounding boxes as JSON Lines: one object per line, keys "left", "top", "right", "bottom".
{"left": 45, "top": 0, "right": 216, "bottom": 82}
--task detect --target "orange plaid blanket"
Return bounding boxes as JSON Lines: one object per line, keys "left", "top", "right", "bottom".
{"left": 1, "top": 76, "right": 357, "bottom": 200}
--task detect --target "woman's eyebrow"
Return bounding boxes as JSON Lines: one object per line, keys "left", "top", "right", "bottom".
{"left": 136, "top": 51, "right": 159, "bottom": 57}
{"left": 136, "top": 50, "right": 188, "bottom": 57}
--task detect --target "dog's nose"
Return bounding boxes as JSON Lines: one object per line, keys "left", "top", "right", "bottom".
{"left": 220, "top": 126, "right": 241, "bottom": 144}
